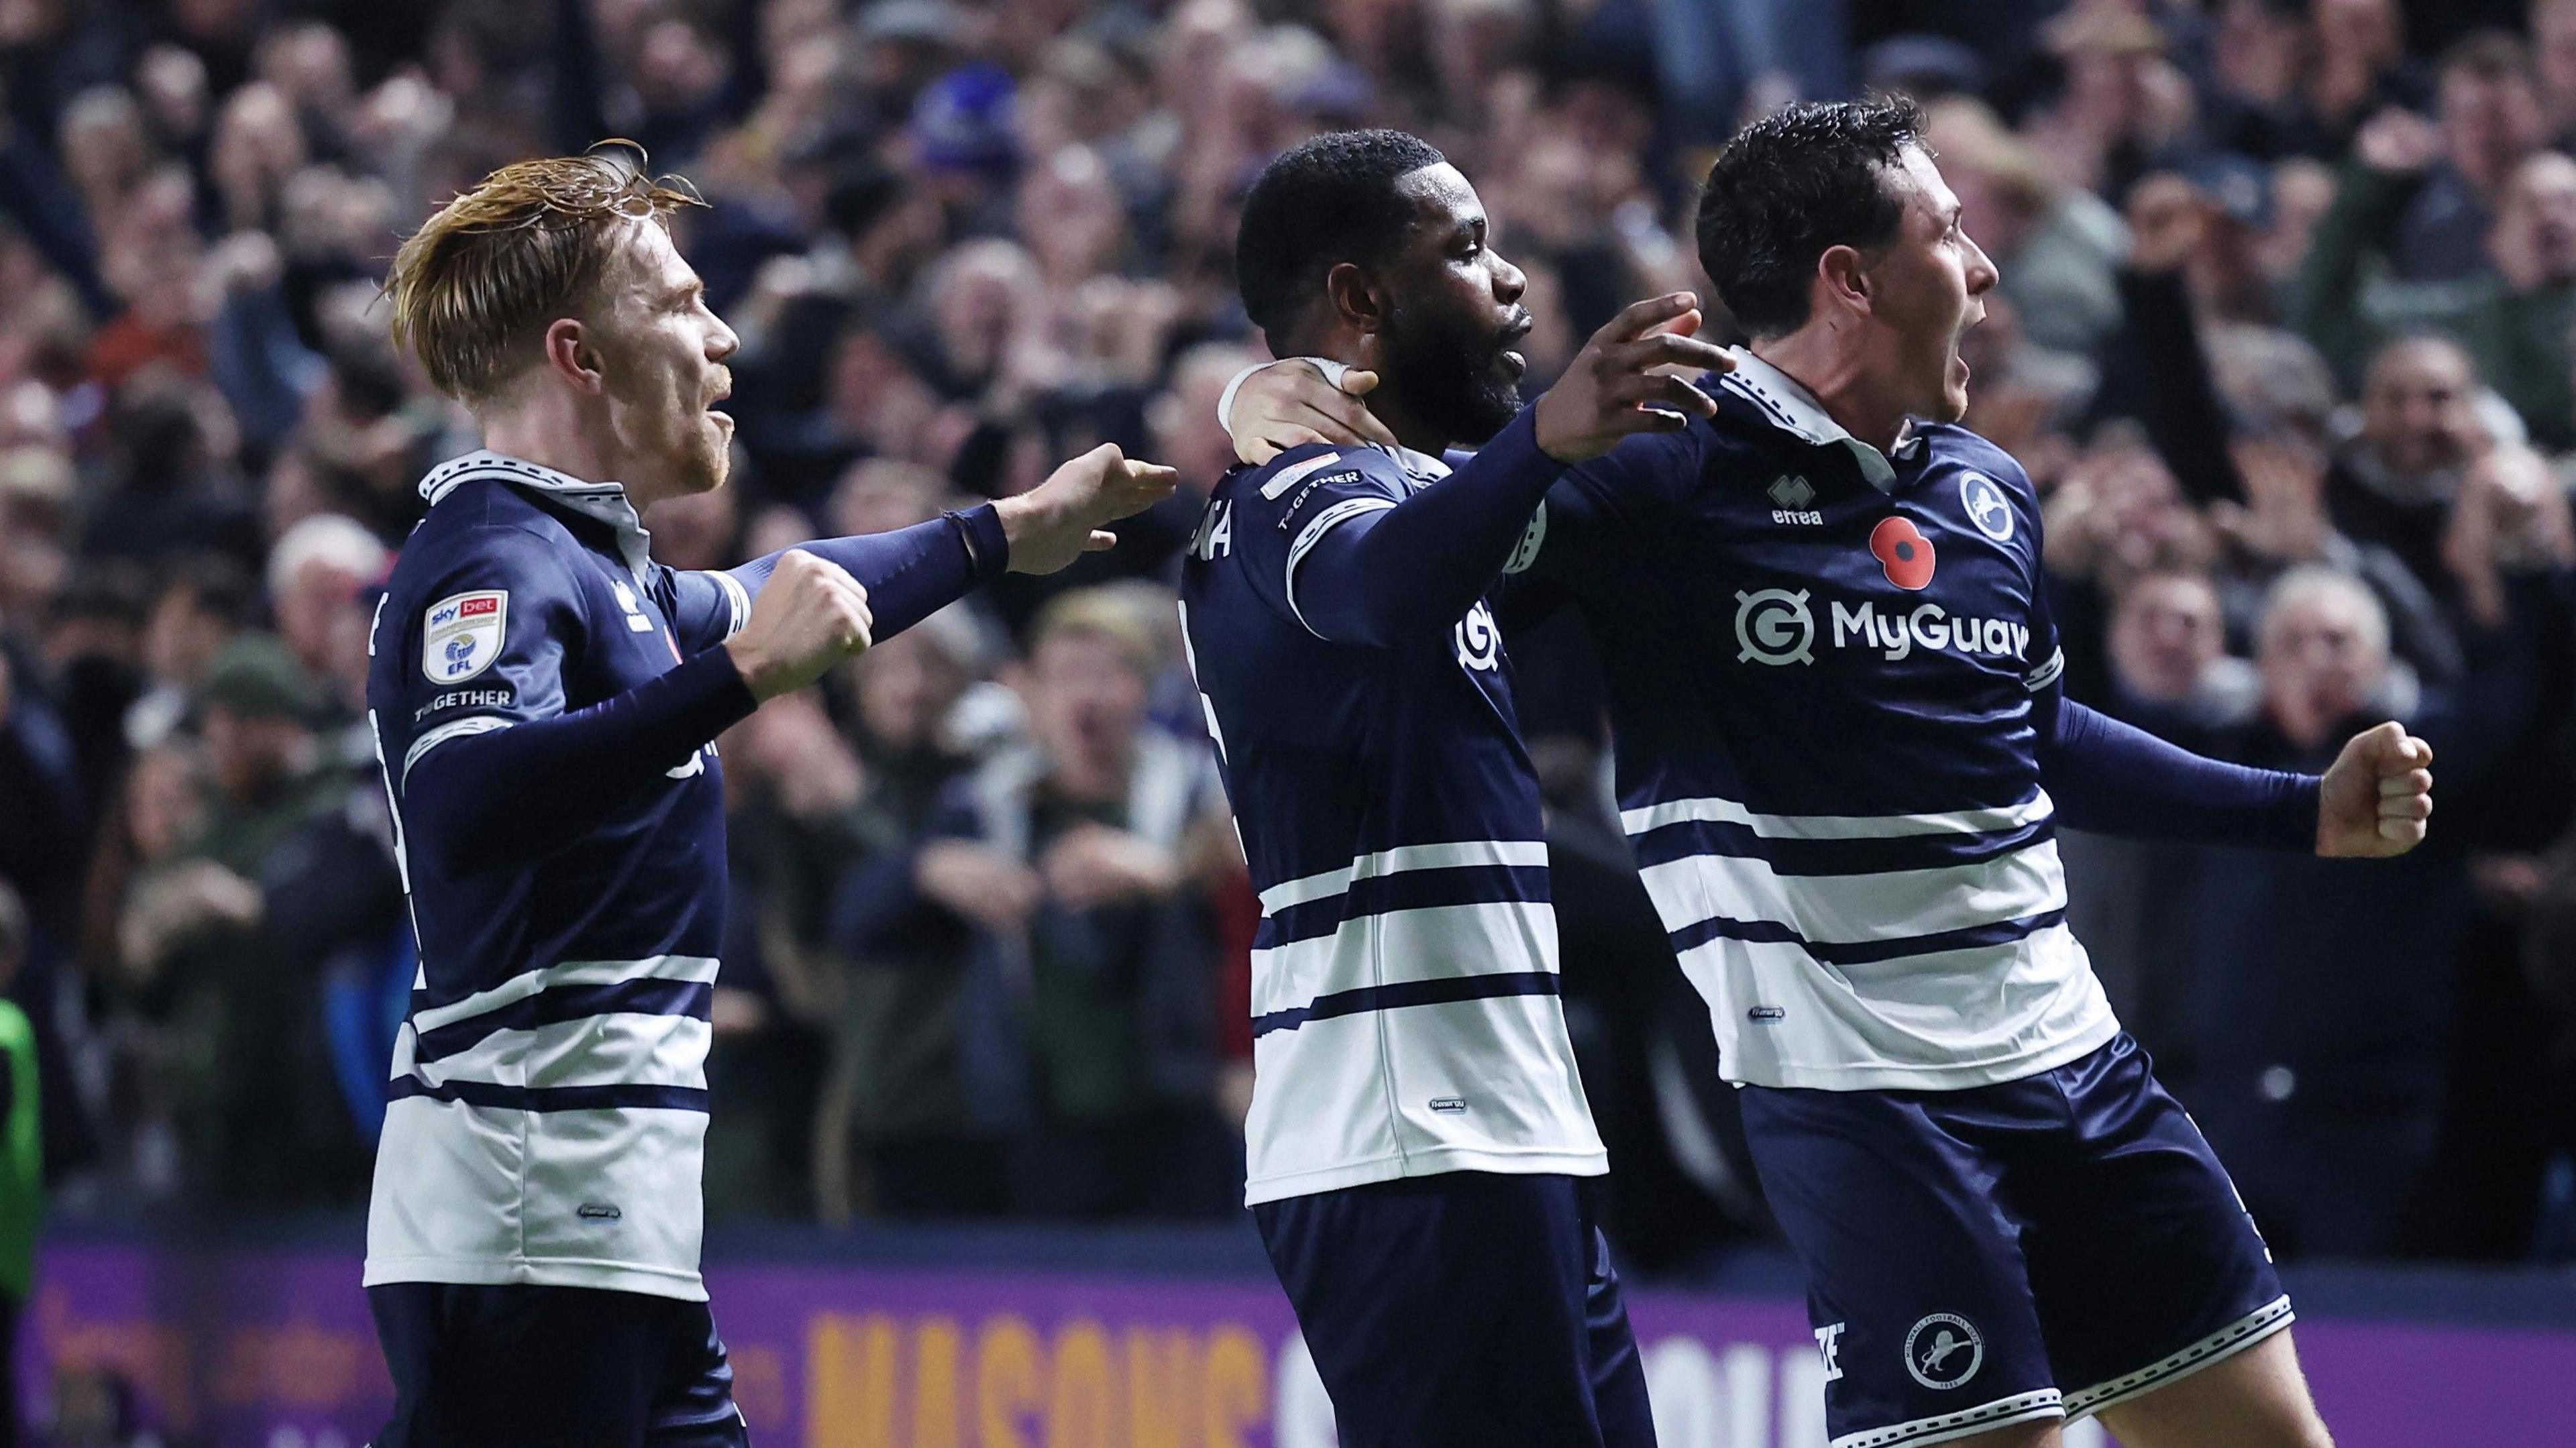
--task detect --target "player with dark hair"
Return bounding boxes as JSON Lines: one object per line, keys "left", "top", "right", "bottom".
{"left": 364, "top": 144, "right": 1173, "bottom": 1447}
{"left": 1182, "top": 129, "right": 1730, "bottom": 1446}
{"left": 1230, "top": 99, "right": 2432, "bottom": 1448}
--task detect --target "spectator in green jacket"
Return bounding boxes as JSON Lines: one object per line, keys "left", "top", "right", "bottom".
{"left": 2296, "top": 105, "right": 2576, "bottom": 446}
{"left": 0, "top": 879, "right": 44, "bottom": 1448}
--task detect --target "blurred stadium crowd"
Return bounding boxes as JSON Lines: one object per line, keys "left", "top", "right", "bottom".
{"left": 5, "top": 0, "right": 2576, "bottom": 1271}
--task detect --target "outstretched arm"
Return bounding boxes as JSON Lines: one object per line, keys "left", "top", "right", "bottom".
{"left": 1289, "top": 409, "right": 1566, "bottom": 647}
{"left": 674, "top": 445, "right": 1177, "bottom": 650}
{"left": 719, "top": 510, "right": 1004, "bottom": 647}
{"left": 1241, "top": 293, "right": 1731, "bottom": 646}
{"left": 2035, "top": 692, "right": 2431, "bottom": 856}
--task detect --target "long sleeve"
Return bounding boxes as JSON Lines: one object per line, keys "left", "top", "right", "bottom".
{"left": 1260, "top": 408, "right": 1566, "bottom": 649}
{"left": 389, "top": 523, "right": 761, "bottom": 877}
{"left": 2094, "top": 267, "right": 2244, "bottom": 506}
{"left": 2037, "top": 693, "right": 2320, "bottom": 849}
{"left": 209, "top": 281, "right": 324, "bottom": 457}
{"left": 405, "top": 646, "right": 758, "bottom": 876}
{"left": 665, "top": 506, "right": 1008, "bottom": 653}
{"left": 730, "top": 506, "right": 1006, "bottom": 634}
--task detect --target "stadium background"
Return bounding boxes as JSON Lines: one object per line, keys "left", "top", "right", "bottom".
{"left": 5, "top": 0, "right": 2576, "bottom": 1441}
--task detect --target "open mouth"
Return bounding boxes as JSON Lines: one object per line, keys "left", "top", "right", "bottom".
{"left": 1498, "top": 317, "right": 1534, "bottom": 377}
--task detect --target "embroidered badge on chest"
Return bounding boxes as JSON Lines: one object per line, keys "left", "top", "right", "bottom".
{"left": 422, "top": 590, "right": 506, "bottom": 684}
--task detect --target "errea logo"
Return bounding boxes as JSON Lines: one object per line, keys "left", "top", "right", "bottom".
{"left": 1768, "top": 474, "right": 1821, "bottom": 526}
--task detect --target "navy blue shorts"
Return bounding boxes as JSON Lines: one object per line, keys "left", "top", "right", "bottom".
{"left": 1254, "top": 1172, "right": 1656, "bottom": 1448}
{"left": 368, "top": 1282, "right": 750, "bottom": 1448}
{"left": 1741, "top": 1034, "right": 2291, "bottom": 1448}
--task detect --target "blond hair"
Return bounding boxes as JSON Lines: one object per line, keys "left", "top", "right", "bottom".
{"left": 1029, "top": 586, "right": 1169, "bottom": 680}
{"left": 383, "top": 141, "right": 704, "bottom": 406}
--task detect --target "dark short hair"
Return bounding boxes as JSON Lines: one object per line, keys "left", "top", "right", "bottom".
{"left": 2438, "top": 29, "right": 2535, "bottom": 88}
{"left": 1236, "top": 129, "right": 1448, "bottom": 344}
{"left": 1695, "top": 98, "right": 1928, "bottom": 338}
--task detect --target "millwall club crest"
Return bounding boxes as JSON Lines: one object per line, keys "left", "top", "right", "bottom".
{"left": 1960, "top": 472, "right": 2015, "bottom": 541}
{"left": 1904, "top": 1314, "right": 1984, "bottom": 1390}
{"left": 423, "top": 590, "right": 506, "bottom": 684}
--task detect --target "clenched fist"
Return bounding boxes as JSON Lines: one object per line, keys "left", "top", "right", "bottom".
{"left": 2317, "top": 720, "right": 2434, "bottom": 858}
{"left": 722, "top": 548, "right": 875, "bottom": 701}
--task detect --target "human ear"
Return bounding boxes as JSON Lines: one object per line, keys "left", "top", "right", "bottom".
{"left": 542, "top": 317, "right": 606, "bottom": 394}
{"left": 1325, "top": 260, "right": 1390, "bottom": 337}
{"left": 1817, "top": 244, "right": 1873, "bottom": 318}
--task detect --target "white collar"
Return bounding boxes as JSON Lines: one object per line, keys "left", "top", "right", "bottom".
{"left": 1379, "top": 441, "right": 1450, "bottom": 480}
{"left": 417, "top": 449, "right": 653, "bottom": 581}
{"left": 1717, "top": 347, "right": 1923, "bottom": 494}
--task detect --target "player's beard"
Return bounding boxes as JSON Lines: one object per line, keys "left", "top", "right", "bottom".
{"left": 658, "top": 406, "right": 733, "bottom": 496}
{"left": 1381, "top": 301, "right": 1523, "bottom": 447}
{"left": 690, "top": 409, "right": 734, "bottom": 491}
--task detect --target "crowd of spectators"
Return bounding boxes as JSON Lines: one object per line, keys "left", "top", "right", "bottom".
{"left": 3, "top": 0, "right": 2576, "bottom": 1272}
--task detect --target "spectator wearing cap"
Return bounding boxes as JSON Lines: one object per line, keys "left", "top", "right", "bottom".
{"left": 191, "top": 634, "right": 334, "bottom": 867}
{"left": 910, "top": 59, "right": 1019, "bottom": 226}
{"left": 857, "top": 0, "right": 971, "bottom": 131}
{"left": 2080, "top": 171, "right": 2476, "bottom": 688}
{"left": 2091, "top": 162, "right": 2293, "bottom": 480}
{"left": 1862, "top": 34, "right": 1983, "bottom": 106}
{"left": 2022, "top": 4, "right": 2199, "bottom": 201}
{"left": 110, "top": 632, "right": 393, "bottom": 1206}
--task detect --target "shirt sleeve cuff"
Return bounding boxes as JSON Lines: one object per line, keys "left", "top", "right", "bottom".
{"left": 956, "top": 502, "right": 1010, "bottom": 580}
{"left": 1477, "top": 404, "right": 1568, "bottom": 481}
{"left": 2269, "top": 773, "right": 2325, "bottom": 851}
{"left": 682, "top": 640, "right": 762, "bottom": 735}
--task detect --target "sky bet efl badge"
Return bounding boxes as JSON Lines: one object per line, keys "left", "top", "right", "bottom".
{"left": 423, "top": 590, "right": 506, "bottom": 684}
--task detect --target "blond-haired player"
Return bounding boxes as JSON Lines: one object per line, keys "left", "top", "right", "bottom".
{"left": 361, "top": 143, "right": 1172, "bottom": 1447}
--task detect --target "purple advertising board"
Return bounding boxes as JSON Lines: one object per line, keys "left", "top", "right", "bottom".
{"left": 27, "top": 1238, "right": 2576, "bottom": 1447}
